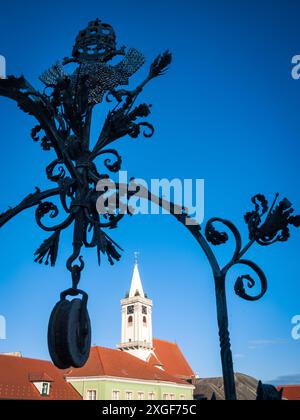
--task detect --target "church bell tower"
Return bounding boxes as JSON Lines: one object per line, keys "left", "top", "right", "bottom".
{"left": 118, "top": 253, "right": 153, "bottom": 361}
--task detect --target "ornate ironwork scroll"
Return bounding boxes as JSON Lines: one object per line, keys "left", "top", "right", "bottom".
{"left": 0, "top": 19, "right": 299, "bottom": 400}
{"left": 0, "top": 19, "right": 172, "bottom": 369}
{"left": 103, "top": 184, "right": 300, "bottom": 400}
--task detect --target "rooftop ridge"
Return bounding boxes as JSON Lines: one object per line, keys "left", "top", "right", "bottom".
{"left": 95, "top": 346, "right": 106, "bottom": 376}
{"left": 0, "top": 354, "right": 53, "bottom": 364}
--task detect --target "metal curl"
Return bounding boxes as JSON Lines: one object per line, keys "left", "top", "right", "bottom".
{"left": 31, "top": 124, "right": 52, "bottom": 151}
{"left": 67, "top": 250, "right": 85, "bottom": 273}
{"left": 36, "top": 202, "right": 58, "bottom": 219}
{"left": 67, "top": 254, "right": 85, "bottom": 290}
{"left": 31, "top": 125, "right": 42, "bottom": 142}
{"left": 93, "top": 149, "right": 122, "bottom": 173}
{"left": 138, "top": 122, "right": 154, "bottom": 138}
{"left": 46, "top": 159, "right": 66, "bottom": 182}
{"left": 83, "top": 212, "right": 101, "bottom": 248}
{"left": 256, "top": 233, "right": 286, "bottom": 247}
{"left": 83, "top": 223, "right": 98, "bottom": 248}
{"left": 104, "top": 158, "right": 121, "bottom": 173}
{"left": 252, "top": 194, "right": 269, "bottom": 217}
{"left": 232, "top": 259, "right": 268, "bottom": 302}
{"left": 35, "top": 202, "right": 74, "bottom": 232}
{"left": 206, "top": 218, "right": 242, "bottom": 267}
{"left": 59, "top": 178, "right": 76, "bottom": 214}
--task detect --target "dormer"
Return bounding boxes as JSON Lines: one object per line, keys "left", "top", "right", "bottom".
{"left": 29, "top": 373, "right": 53, "bottom": 397}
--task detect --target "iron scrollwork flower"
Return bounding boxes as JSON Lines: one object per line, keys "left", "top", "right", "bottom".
{"left": 0, "top": 23, "right": 173, "bottom": 371}
{"left": 245, "top": 194, "right": 300, "bottom": 246}
{"left": 0, "top": 18, "right": 172, "bottom": 276}
{"left": 233, "top": 260, "right": 268, "bottom": 302}
{"left": 1, "top": 18, "right": 299, "bottom": 388}
{"left": 205, "top": 194, "right": 300, "bottom": 302}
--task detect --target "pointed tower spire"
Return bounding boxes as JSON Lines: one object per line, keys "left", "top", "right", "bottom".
{"left": 129, "top": 252, "right": 145, "bottom": 298}
{"left": 118, "top": 253, "right": 153, "bottom": 361}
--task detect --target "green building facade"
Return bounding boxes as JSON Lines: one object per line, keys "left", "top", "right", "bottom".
{"left": 67, "top": 377, "right": 194, "bottom": 401}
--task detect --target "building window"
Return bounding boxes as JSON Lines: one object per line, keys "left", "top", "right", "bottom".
{"left": 87, "top": 390, "right": 97, "bottom": 400}
{"left": 148, "top": 392, "right": 155, "bottom": 400}
{"left": 143, "top": 316, "right": 147, "bottom": 326}
{"left": 128, "top": 316, "right": 133, "bottom": 327}
{"left": 127, "top": 305, "right": 134, "bottom": 315}
{"left": 41, "top": 382, "right": 50, "bottom": 396}
{"left": 112, "top": 390, "right": 120, "bottom": 400}
{"left": 163, "top": 394, "right": 170, "bottom": 400}
{"left": 137, "top": 392, "right": 145, "bottom": 400}
{"left": 125, "top": 391, "right": 133, "bottom": 400}
{"left": 180, "top": 394, "right": 186, "bottom": 400}
{"left": 170, "top": 394, "right": 175, "bottom": 400}
{"left": 142, "top": 306, "right": 147, "bottom": 315}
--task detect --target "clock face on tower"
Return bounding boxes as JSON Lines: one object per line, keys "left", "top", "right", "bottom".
{"left": 127, "top": 305, "right": 134, "bottom": 315}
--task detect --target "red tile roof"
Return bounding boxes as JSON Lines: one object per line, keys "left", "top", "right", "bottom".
{"left": 0, "top": 355, "right": 82, "bottom": 400}
{"left": 151, "top": 339, "right": 195, "bottom": 380}
{"left": 0, "top": 340, "right": 194, "bottom": 399}
{"left": 28, "top": 372, "right": 54, "bottom": 382}
{"left": 278, "top": 385, "right": 300, "bottom": 401}
{"left": 66, "top": 346, "right": 190, "bottom": 385}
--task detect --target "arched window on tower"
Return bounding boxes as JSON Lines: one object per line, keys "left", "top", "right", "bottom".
{"left": 143, "top": 316, "right": 147, "bottom": 326}
{"left": 128, "top": 316, "right": 133, "bottom": 327}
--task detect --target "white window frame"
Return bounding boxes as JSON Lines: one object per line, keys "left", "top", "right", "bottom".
{"left": 163, "top": 393, "right": 170, "bottom": 400}
{"left": 86, "top": 389, "right": 97, "bottom": 400}
{"left": 125, "top": 391, "right": 133, "bottom": 400}
{"left": 112, "top": 390, "right": 120, "bottom": 400}
{"left": 180, "top": 394, "right": 186, "bottom": 400}
{"left": 148, "top": 392, "right": 156, "bottom": 400}
{"left": 170, "top": 393, "right": 175, "bottom": 400}
{"left": 137, "top": 392, "right": 145, "bottom": 400}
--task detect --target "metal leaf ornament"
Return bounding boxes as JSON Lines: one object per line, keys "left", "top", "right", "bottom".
{"left": 34, "top": 231, "right": 60, "bottom": 266}
{"left": 245, "top": 194, "right": 300, "bottom": 246}
{"left": 203, "top": 194, "right": 300, "bottom": 304}
{"left": 205, "top": 220, "right": 229, "bottom": 245}
{"left": 0, "top": 18, "right": 172, "bottom": 277}
{"left": 148, "top": 50, "right": 172, "bottom": 79}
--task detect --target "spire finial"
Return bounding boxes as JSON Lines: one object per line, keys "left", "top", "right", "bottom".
{"left": 134, "top": 251, "right": 139, "bottom": 266}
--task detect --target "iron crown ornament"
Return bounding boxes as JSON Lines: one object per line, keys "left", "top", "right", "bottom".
{"left": 0, "top": 19, "right": 172, "bottom": 370}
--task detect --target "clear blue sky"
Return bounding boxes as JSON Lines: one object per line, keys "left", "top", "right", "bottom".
{"left": 0, "top": 0, "right": 300, "bottom": 384}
